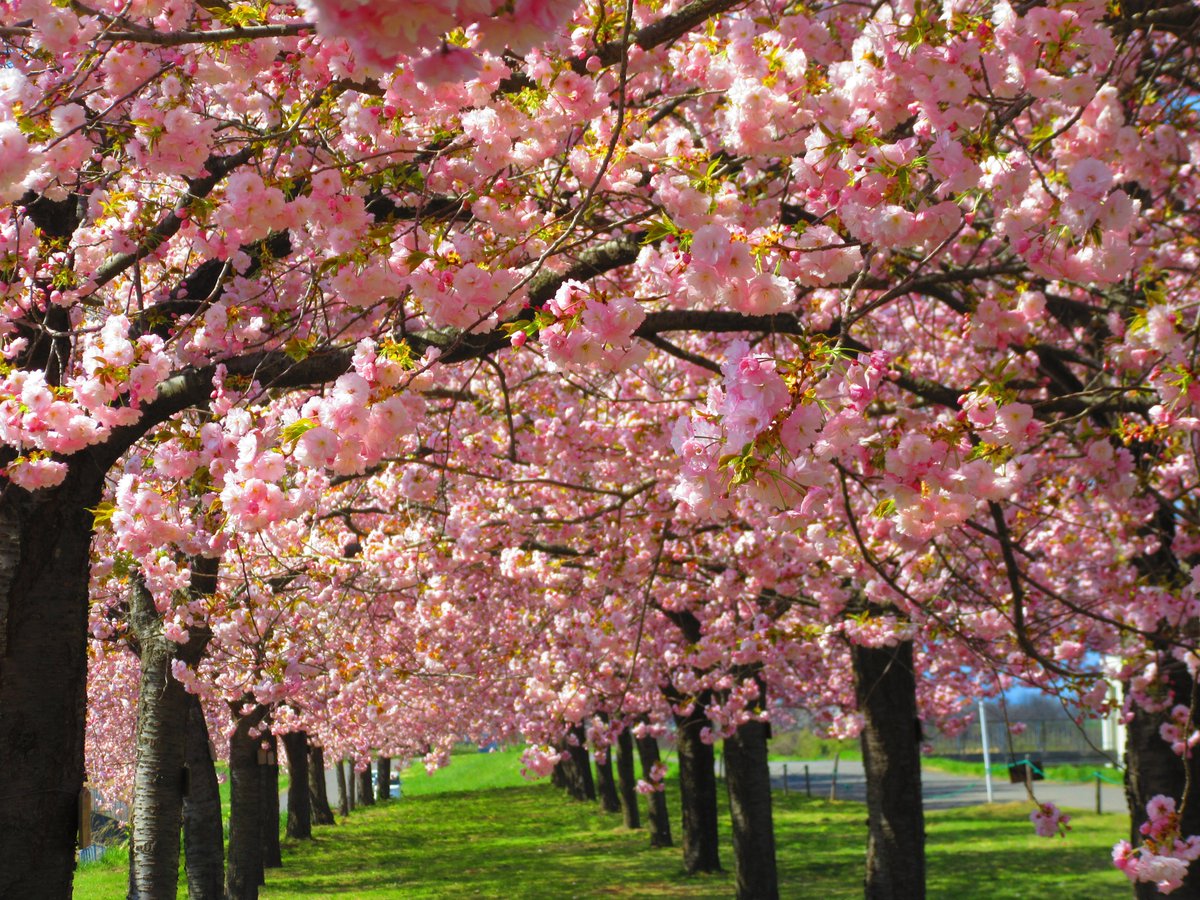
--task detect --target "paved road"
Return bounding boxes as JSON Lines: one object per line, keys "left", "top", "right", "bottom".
{"left": 280, "top": 757, "right": 1126, "bottom": 816}
{"left": 763, "top": 759, "right": 1126, "bottom": 813}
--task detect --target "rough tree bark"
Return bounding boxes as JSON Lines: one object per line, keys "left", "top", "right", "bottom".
{"left": 261, "top": 734, "right": 282, "bottom": 869}
{"left": 310, "top": 744, "right": 336, "bottom": 825}
{"left": 358, "top": 766, "right": 375, "bottom": 806}
{"left": 0, "top": 471, "right": 104, "bottom": 899}
{"left": 636, "top": 735, "right": 672, "bottom": 847}
{"left": 182, "top": 692, "right": 224, "bottom": 900}
{"left": 347, "top": 759, "right": 357, "bottom": 810}
{"left": 853, "top": 638, "right": 925, "bottom": 900}
{"left": 127, "top": 559, "right": 219, "bottom": 899}
{"left": 616, "top": 728, "right": 642, "bottom": 830}
{"left": 674, "top": 697, "right": 722, "bottom": 874}
{"left": 660, "top": 608, "right": 716, "bottom": 870}
{"left": 595, "top": 749, "right": 622, "bottom": 814}
{"left": 725, "top": 716, "right": 778, "bottom": 900}
{"left": 335, "top": 759, "right": 350, "bottom": 817}
{"left": 1126, "top": 657, "right": 1200, "bottom": 899}
{"left": 561, "top": 725, "right": 597, "bottom": 802}
{"left": 376, "top": 756, "right": 392, "bottom": 802}
{"left": 226, "top": 705, "right": 268, "bottom": 900}
{"left": 282, "top": 731, "right": 313, "bottom": 840}
{"left": 127, "top": 576, "right": 190, "bottom": 899}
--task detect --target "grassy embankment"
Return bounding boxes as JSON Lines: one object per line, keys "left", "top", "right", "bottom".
{"left": 767, "top": 732, "right": 1118, "bottom": 784}
{"left": 919, "top": 756, "right": 1122, "bottom": 784}
{"left": 76, "top": 747, "right": 1130, "bottom": 898}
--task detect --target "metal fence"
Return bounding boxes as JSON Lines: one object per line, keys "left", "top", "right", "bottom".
{"left": 78, "top": 844, "right": 106, "bottom": 864}
{"left": 927, "top": 717, "right": 1113, "bottom": 765}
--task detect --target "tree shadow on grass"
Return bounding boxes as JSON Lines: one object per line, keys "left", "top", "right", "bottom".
{"left": 259, "top": 784, "right": 1131, "bottom": 899}
{"left": 265, "top": 788, "right": 736, "bottom": 898}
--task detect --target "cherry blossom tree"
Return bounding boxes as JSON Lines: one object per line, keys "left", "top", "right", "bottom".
{"left": 5, "top": 0, "right": 1200, "bottom": 897}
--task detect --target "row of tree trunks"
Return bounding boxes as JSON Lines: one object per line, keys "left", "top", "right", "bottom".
{"left": 126, "top": 576, "right": 191, "bottom": 900}
{"left": 596, "top": 750, "right": 622, "bottom": 814}
{"left": 560, "top": 725, "right": 597, "bottom": 802}
{"left": 636, "top": 735, "right": 673, "bottom": 848}
{"left": 110, "top": 610, "right": 1200, "bottom": 900}
{"left": 187, "top": 639, "right": 918, "bottom": 900}
{"left": 104, "top": 591, "right": 1195, "bottom": 900}
{"left": 377, "top": 756, "right": 393, "bottom": 801}
{"left": 310, "top": 745, "right": 336, "bottom": 825}
{"left": 127, "top": 558, "right": 220, "bottom": 899}
{"left": 358, "top": 767, "right": 375, "bottom": 806}
{"left": 853, "top": 639, "right": 926, "bottom": 900}
{"left": 661, "top": 610, "right": 721, "bottom": 874}
{"left": 674, "top": 697, "right": 721, "bottom": 874}
{"left": 226, "top": 706, "right": 268, "bottom": 900}
{"left": 261, "top": 734, "right": 282, "bottom": 870}
{"left": 615, "top": 728, "right": 642, "bottom": 830}
{"left": 355, "top": 768, "right": 374, "bottom": 811}
{"left": 182, "top": 692, "right": 225, "bottom": 900}
{"left": 336, "top": 759, "right": 350, "bottom": 816}
{"left": 724, "top": 717, "right": 778, "bottom": 900}
{"left": 282, "top": 731, "right": 313, "bottom": 840}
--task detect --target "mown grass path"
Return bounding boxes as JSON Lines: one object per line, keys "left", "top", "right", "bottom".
{"left": 253, "top": 788, "right": 1128, "bottom": 898}
{"left": 76, "top": 749, "right": 1132, "bottom": 898}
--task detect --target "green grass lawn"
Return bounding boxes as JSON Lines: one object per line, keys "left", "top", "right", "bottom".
{"left": 251, "top": 790, "right": 1129, "bottom": 899}
{"left": 768, "top": 731, "right": 861, "bottom": 761}
{"left": 922, "top": 756, "right": 1123, "bottom": 784}
{"left": 399, "top": 747, "right": 532, "bottom": 796}
{"left": 75, "top": 753, "right": 1131, "bottom": 899}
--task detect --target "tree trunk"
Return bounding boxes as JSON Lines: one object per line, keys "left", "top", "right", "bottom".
{"left": 347, "top": 759, "right": 357, "bottom": 810}
{"left": 595, "top": 749, "right": 621, "bottom": 813}
{"left": 310, "top": 745, "right": 336, "bottom": 825}
{"left": 725, "top": 718, "right": 778, "bottom": 900}
{"left": 0, "top": 474, "right": 103, "bottom": 899}
{"left": 226, "top": 706, "right": 268, "bottom": 900}
{"left": 675, "top": 700, "right": 721, "bottom": 873}
{"left": 561, "top": 725, "right": 597, "bottom": 802}
{"left": 1126, "top": 658, "right": 1200, "bottom": 899}
{"left": 616, "top": 728, "right": 641, "bottom": 830}
{"left": 336, "top": 759, "right": 350, "bottom": 817}
{"left": 853, "top": 639, "right": 925, "bottom": 900}
{"left": 636, "top": 735, "right": 671, "bottom": 847}
{"left": 127, "top": 577, "right": 189, "bottom": 900}
{"left": 551, "top": 759, "right": 568, "bottom": 790}
{"left": 128, "top": 829, "right": 138, "bottom": 899}
{"left": 357, "top": 766, "right": 375, "bottom": 806}
{"left": 261, "top": 734, "right": 282, "bottom": 870}
{"left": 376, "top": 756, "right": 392, "bottom": 802}
{"left": 128, "top": 558, "right": 219, "bottom": 899}
{"left": 282, "top": 731, "right": 313, "bottom": 840}
{"left": 183, "top": 692, "right": 224, "bottom": 900}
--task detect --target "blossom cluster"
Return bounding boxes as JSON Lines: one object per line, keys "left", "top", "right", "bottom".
{"left": 1114, "top": 797, "right": 1200, "bottom": 895}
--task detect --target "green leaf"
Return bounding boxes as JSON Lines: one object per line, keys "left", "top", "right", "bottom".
{"left": 379, "top": 337, "right": 415, "bottom": 368}
{"left": 111, "top": 551, "right": 135, "bottom": 579}
{"left": 642, "top": 215, "right": 680, "bottom": 245}
{"left": 280, "top": 418, "right": 318, "bottom": 446}
{"left": 501, "top": 319, "right": 532, "bottom": 336}
{"left": 871, "top": 498, "right": 896, "bottom": 518}
{"left": 284, "top": 336, "right": 316, "bottom": 361}
{"left": 89, "top": 501, "right": 116, "bottom": 529}
{"left": 404, "top": 250, "right": 432, "bottom": 270}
